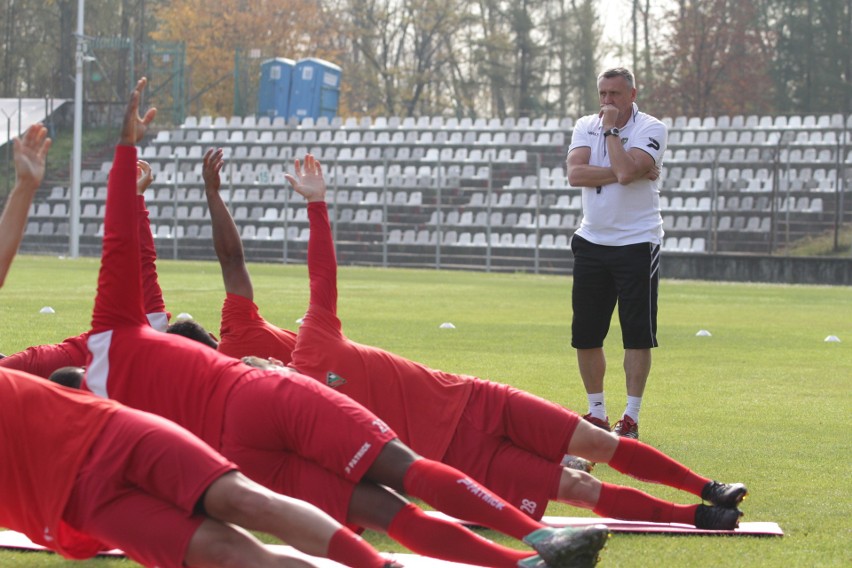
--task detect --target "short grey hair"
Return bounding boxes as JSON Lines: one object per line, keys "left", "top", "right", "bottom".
{"left": 598, "top": 67, "right": 634, "bottom": 87}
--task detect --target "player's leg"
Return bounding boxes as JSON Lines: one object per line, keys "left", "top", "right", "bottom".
{"left": 441, "top": 388, "right": 566, "bottom": 520}
{"left": 438, "top": 416, "right": 724, "bottom": 529}
{"left": 571, "top": 235, "right": 617, "bottom": 428}
{"left": 366, "top": 438, "right": 542, "bottom": 538}
{"left": 184, "top": 518, "right": 317, "bottom": 568}
{"left": 366, "top": 439, "right": 611, "bottom": 567}
{"left": 349, "top": 479, "right": 535, "bottom": 568}
{"left": 567, "top": 418, "right": 745, "bottom": 501}
{"left": 611, "top": 241, "right": 660, "bottom": 438}
{"left": 565, "top": 419, "right": 745, "bottom": 527}
{"left": 555, "top": 467, "right": 728, "bottom": 528}
{"left": 202, "top": 471, "right": 392, "bottom": 568}
{"left": 223, "top": 432, "right": 552, "bottom": 568}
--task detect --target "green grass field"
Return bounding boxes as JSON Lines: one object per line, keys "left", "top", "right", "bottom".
{"left": 0, "top": 254, "right": 849, "bottom": 567}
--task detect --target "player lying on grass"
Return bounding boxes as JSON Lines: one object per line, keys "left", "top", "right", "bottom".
{"left": 51, "top": 77, "right": 610, "bottom": 568}
{"left": 169, "top": 149, "right": 746, "bottom": 532}
{"left": 0, "top": 119, "right": 395, "bottom": 568}
{"left": 0, "top": 369, "right": 402, "bottom": 568}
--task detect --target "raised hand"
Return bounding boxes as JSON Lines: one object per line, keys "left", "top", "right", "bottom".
{"left": 136, "top": 160, "right": 154, "bottom": 195}
{"left": 203, "top": 148, "right": 225, "bottom": 193}
{"left": 13, "top": 124, "right": 52, "bottom": 190}
{"left": 120, "top": 77, "right": 157, "bottom": 146}
{"left": 284, "top": 153, "right": 327, "bottom": 203}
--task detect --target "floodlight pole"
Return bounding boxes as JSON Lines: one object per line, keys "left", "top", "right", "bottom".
{"left": 69, "top": 0, "right": 85, "bottom": 258}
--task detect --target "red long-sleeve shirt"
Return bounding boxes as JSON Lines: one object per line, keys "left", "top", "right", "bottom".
{"left": 0, "top": 188, "right": 169, "bottom": 378}
{"left": 218, "top": 292, "right": 297, "bottom": 365}
{"left": 82, "top": 145, "right": 245, "bottom": 449}
{"left": 290, "top": 202, "right": 473, "bottom": 460}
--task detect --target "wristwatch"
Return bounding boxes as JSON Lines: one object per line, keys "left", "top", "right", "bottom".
{"left": 603, "top": 127, "right": 620, "bottom": 138}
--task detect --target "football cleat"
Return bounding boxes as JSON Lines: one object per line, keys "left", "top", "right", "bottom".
{"left": 581, "top": 413, "right": 611, "bottom": 432}
{"left": 701, "top": 481, "right": 748, "bottom": 508}
{"left": 613, "top": 415, "right": 639, "bottom": 439}
{"left": 517, "top": 554, "right": 547, "bottom": 568}
{"left": 523, "top": 524, "right": 610, "bottom": 568}
{"left": 561, "top": 454, "right": 595, "bottom": 473}
{"left": 694, "top": 504, "right": 743, "bottom": 530}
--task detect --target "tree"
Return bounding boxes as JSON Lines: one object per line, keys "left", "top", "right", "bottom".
{"left": 539, "top": 0, "right": 601, "bottom": 118}
{"left": 771, "top": 0, "right": 852, "bottom": 114}
{"left": 649, "top": 0, "right": 776, "bottom": 117}
{"left": 152, "top": 0, "right": 341, "bottom": 117}
{"left": 336, "top": 0, "right": 467, "bottom": 117}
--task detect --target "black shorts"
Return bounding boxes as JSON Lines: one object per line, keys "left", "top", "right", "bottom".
{"left": 570, "top": 235, "right": 660, "bottom": 349}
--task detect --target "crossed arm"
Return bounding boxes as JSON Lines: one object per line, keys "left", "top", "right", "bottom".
{"left": 566, "top": 145, "right": 659, "bottom": 188}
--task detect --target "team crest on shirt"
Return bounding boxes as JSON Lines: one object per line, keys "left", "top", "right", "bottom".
{"left": 326, "top": 372, "right": 347, "bottom": 388}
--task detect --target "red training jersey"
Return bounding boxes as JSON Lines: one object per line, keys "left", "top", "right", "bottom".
{"left": 291, "top": 202, "right": 473, "bottom": 460}
{"left": 82, "top": 144, "right": 248, "bottom": 449}
{"left": 218, "top": 292, "right": 297, "bottom": 365}
{"left": 0, "top": 369, "right": 118, "bottom": 559}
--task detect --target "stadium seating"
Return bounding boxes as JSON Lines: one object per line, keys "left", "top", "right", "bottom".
{"left": 22, "top": 110, "right": 852, "bottom": 271}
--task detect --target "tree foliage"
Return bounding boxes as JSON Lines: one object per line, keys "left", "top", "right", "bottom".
{"left": 771, "top": 0, "right": 852, "bottom": 113}
{"left": 152, "top": 0, "right": 342, "bottom": 117}
{"left": 646, "top": 0, "right": 776, "bottom": 117}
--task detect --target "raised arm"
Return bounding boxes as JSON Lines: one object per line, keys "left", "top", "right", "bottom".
{"left": 136, "top": 160, "right": 170, "bottom": 330}
{"left": 284, "top": 155, "right": 338, "bottom": 314}
{"left": 0, "top": 124, "right": 51, "bottom": 287}
{"left": 203, "top": 148, "right": 253, "bottom": 300}
{"left": 90, "top": 77, "right": 156, "bottom": 332}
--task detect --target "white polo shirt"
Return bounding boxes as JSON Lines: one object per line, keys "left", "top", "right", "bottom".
{"left": 568, "top": 103, "right": 667, "bottom": 246}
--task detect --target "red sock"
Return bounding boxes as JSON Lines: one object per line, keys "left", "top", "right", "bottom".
{"left": 328, "top": 528, "right": 387, "bottom": 568}
{"left": 607, "top": 438, "right": 710, "bottom": 496}
{"left": 593, "top": 482, "right": 699, "bottom": 525}
{"left": 388, "top": 503, "right": 532, "bottom": 568}
{"left": 402, "top": 458, "right": 542, "bottom": 540}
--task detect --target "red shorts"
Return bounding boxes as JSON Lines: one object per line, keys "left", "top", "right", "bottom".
{"left": 219, "top": 370, "right": 396, "bottom": 523}
{"left": 441, "top": 379, "right": 579, "bottom": 520}
{"left": 63, "top": 408, "right": 235, "bottom": 568}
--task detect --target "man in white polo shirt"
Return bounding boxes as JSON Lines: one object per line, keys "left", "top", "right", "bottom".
{"left": 565, "top": 67, "right": 667, "bottom": 440}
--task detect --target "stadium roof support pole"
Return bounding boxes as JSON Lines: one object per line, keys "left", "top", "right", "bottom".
{"left": 69, "top": 0, "right": 85, "bottom": 258}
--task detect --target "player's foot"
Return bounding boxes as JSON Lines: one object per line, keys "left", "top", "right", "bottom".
{"left": 561, "top": 454, "right": 595, "bottom": 473}
{"left": 694, "top": 504, "right": 743, "bottom": 530}
{"left": 582, "top": 413, "right": 611, "bottom": 431}
{"left": 613, "top": 415, "right": 639, "bottom": 439}
{"left": 701, "top": 481, "right": 748, "bottom": 508}
{"left": 517, "top": 554, "right": 547, "bottom": 568}
{"left": 523, "top": 525, "right": 610, "bottom": 568}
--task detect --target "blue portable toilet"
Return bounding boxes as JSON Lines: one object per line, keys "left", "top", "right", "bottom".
{"left": 257, "top": 58, "right": 295, "bottom": 119}
{"left": 288, "top": 58, "right": 342, "bottom": 123}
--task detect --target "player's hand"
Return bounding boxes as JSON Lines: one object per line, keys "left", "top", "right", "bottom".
{"left": 136, "top": 160, "right": 154, "bottom": 195}
{"left": 203, "top": 148, "right": 225, "bottom": 192}
{"left": 647, "top": 164, "right": 660, "bottom": 181}
{"left": 598, "top": 104, "right": 619, "bottom": 129}
{"left": 284, "top": 153, "right": 327, "bottom": 203}
{"left": 13, "top": 124, "right": 51, "bottom": 190}
{"left": 120, "top": 77, "right": 157, "bottom": 146}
